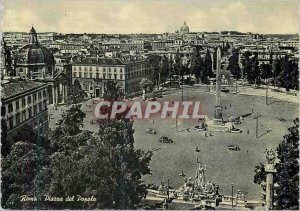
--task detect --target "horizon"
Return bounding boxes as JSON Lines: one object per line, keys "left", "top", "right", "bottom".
{"left": 2, "top": 0, "right": 299, "bottom": 34}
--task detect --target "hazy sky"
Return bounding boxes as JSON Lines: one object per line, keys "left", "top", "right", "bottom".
{"left": 1, "top": 0, "right": 299, "bottom": 34}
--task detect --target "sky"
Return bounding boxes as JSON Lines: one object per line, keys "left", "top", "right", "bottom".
{"left": 1, "top": 0, "right": 299, "bottom": 34}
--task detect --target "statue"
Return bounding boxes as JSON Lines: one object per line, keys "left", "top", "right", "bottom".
{"left": 265, "top": 149, "right": 276, "bottom": 165}
{"left": 205, "top": 180, "right": 215, "bottom": 193}
{"left": 195, "top": 163, "right": 206, "bottom": 188}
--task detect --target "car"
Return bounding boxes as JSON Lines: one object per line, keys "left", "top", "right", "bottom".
{"left": 147, "top": 97, "right": 157, "bottom": 101}
{"left": 228, "top": 128, "right": 242, "bottom": 133}
{"left": 159, "top": 136, "right": 173, "bottom": 143}
{"left": 221, "top": 87, "right": 230, "bottom": 93}
{"left": 278, "top": 117, "right": 286, "bottom": 122}
{"left": 146, "top": 128, "right": 157, "bottom": 134}
{"left": 195, "top": 125, "right": 207, "bottom": 131}
{"left": 228, "top": 145, "right": 240, "bottom": 151}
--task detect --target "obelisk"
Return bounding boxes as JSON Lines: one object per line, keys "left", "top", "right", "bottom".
{"left": 214, "top": 47, "right": 223, "bottom": 122}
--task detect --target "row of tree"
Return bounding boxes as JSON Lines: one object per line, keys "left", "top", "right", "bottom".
{"left": 1, "top": 82, "right": 153, "bottom": 209}
{"left": 229, "top": 48, "right": 299, "bottom": 90}
{"left": 147, "top": 47, "right": 215, "bottom": 87}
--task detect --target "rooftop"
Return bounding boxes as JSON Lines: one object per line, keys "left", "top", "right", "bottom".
{"left": 1, "top": 79, "right": 47, "bottom": 100}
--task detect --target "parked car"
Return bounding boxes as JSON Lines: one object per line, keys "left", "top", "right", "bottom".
{"left": 228, "top": 145, "right": 240, "bottom": 151}
{"left": 146, "top": 128, "right": 157, "bottom": 134}
{"left": 159, "top": 136, "right": 173, "bottom": 143}
{"left": 228, "top": 128, "right": 242, "bottom": 133}
{"left": 195, "top": 125, "right": 207, "bottom": 131}
{"left": 221, "top": 87, "right": 230, "bottom": 93}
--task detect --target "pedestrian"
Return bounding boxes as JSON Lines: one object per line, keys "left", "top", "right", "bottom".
{"left": 247, "top": 130, "right": 249, "bottom": 134}
{"left": 225, "top": 106, "right": 227, "bottom": 109}
{"left": 230, "top": 103, "right": 232, "bottom": 107}
{"left": 152, "top": 119, "right": 155, "bottom": 123}
{"left": 247, "top": 150, "right": 248, "bottom": 153}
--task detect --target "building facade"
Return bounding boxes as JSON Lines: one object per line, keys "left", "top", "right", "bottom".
{"left": 1, "top": 80, "right": 49, "bottom": 141}
{"left": 72, "top": 57, "right": 154, "bottom": 97}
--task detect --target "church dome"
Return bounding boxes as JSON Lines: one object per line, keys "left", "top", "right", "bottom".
{"left": 180, "top": 21, "right": 190, "bottom": 34}
{"left": 16, "top": 27, "right": 54, "bottom": 65}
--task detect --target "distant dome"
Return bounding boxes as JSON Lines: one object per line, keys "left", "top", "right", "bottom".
{"left": 180, "top": 21, "right": 190, "bottom": 34}
{"left": 16, "top": 27, "right": 54, "bottom": 65}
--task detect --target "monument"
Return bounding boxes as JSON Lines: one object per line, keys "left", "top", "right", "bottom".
{"left": 264, "top": 149, "right": 276, "bottom": 210}
{"left": 195, "top": 162, "right": 206, "bottom": 189}
{"left": 214, "top": 47, "right": 223, "bottom": 124}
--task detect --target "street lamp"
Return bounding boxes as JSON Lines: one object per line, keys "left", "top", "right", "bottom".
{"left": 231, "top": 183, "right": 234, "bottom": 208}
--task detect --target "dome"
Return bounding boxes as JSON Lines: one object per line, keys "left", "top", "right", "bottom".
{"left": 16, "top": 27, "right": 54, "bottom": 65}
{"left": 180, "top": 21, "right": 190, "bottom": 34}
{"left": 17, "top": 44, "right": 54, "bottom": 65}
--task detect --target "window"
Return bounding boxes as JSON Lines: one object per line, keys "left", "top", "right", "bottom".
{"left": 84, "top": 72, "right": 88, "bottom": 78}
{"left": 120, "top": 75, "right": 123, "bottom": 80}
{"left": 114, "top": 68, "right": 117, "bottom": 72}
{"left": 8, "top": 103, "right": 13, "bottom": 113}
{"left": 43, "top": 100, "right": 47, "bottom": 110}
{"left": 120, "top": 68, "right": 123, "bottom": 73}
{"left": 74, "top": 66, "right": 77, "bottom": 71}
{"left": 96, "top": 67, "right": 99, "bottom": 72}
{"left": 79, "top": 72, "right": 82, "bottom": 78}
{"left": 22, "top": 98, "right": 26, "bottom": 107}
{"left": 96, "top": 73, "right": 99, "bottom": 79}
{"left": 103, "top": 73, "right": 106, "bottom": 79}
{"left": 108, "top": 68, "right": 111, "bottom": 72}
{"left": 73, "top": 72, "right": 77, "bottom": 77}
{"left": 114, "top": 74, "right": 117, "bottom": 79}
{"left": 84, "top": 67, "right": 87, "bottom": 71}
{"left": 33, "top": 94, "right": 37, "bottom": 103}
{"left": 28, "top": 96, "right": 32, "bottom": 104}
{"left": 22, "top": 110, "right": 26, "bottom": 121}
{"left": 38, "top": 92, "right": 42, "bottom": 100}
{"left": 89, "top": 67, "right": 92, "bottom": 71}
{"left": 108, "top": 74, "right": 111, "bottom": 79}
{"left": 90, "top": 86, "right": 93, "bottom": 90}
{"left": 16, "top": 113, "right": 21, "bottom": 125}
{"left": 38, "top": 102, "right": 42, "bottom": 111}
{"left": 28, "top": 108, "right": 32, "bottom": 118}
{"left": 79, "top": 66, "right": 82, "bottom": 71}
{"left": 90, "top": 73, "right": 93, "bottom": 78}
{"left": 103, "top": 68, "right": 106, "bottom": 72}
{"left": 15, "top": 100, "right": 19, "bottom": 111}
{"left": 43, "top": 90, "right": 46, "bottom": 98}
{"left": 8, "top": 117, "right": 14, "bottom": 128}
{"left": 33, "top": 105, "right": 37, "bottom": 115}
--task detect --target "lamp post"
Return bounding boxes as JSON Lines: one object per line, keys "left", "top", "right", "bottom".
{"left": 231, "top": 183, "right": 234, "bottom": 208}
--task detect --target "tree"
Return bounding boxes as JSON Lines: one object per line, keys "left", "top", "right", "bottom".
{"left": 140, "top": 78, "right": 153, "bottom": 100}
{"left": 190, "top": 47, "right": 203, "bottom": 83}
{"left": 160, "top": 55, "right": 169, "bottom": 84}
{"left": 202, "top": 49, "right": 213, "bottom": 83}
{"left": 274, "top": 118, "right": 299, "bottom": 209}
{"left": 95, "top": 120, "right": 152, "bottom": 209}
{"left": 103, "top": 81, "right": 123, "bottom": 101}
{"left": 45, "top": 94, "right": 152, "bottom": 209}
{"left": 259, "top": 63, "right": 271, "bottom": 82}
{"left": 173, "top": 50, "right": 183, "bottom": 77}
{"left": 228, "top": 48, "right": 241, "bottom": 79}
{"left": 147, "top": 54, "right": 161, "bottom": 89}
{"left": 272, "top": 58, "right": 281, "bottom": 88}
{"left": 1, "top": 141, "right": 49, "bottom": 209}
{"left": 254, "top": 118, "right": 299, "bottom": 210}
